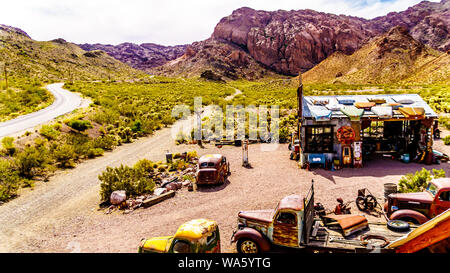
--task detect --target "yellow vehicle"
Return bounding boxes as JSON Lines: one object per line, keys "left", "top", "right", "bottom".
{"left": 138, "top": 219, "right": 221, "bottom": 253}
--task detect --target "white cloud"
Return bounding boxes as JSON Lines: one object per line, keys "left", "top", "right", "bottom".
{"left": 0, "top": 0, "right": 441, "bottom": 45}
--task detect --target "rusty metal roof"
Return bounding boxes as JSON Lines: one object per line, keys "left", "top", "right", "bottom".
{"left": 199, "top": 154, "right": 223, "bottom": 164}
{"left": 302, "top": 94, "right": 438, "bottom": 120}
{"left": 278, "top": 195, "right": 304, "bottom": 211}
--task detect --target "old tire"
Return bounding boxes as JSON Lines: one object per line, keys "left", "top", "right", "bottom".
{"left": 356, "top": 196, "right": 367, "bottom": 211}
{"left": 387, "top": 220, "right": 410, "bottom": 232}
{"left": 237, "top": 238, "right": 260, "bottom": 254}
{"left": 365, "top": 195, "right": 378, "bottom": 211}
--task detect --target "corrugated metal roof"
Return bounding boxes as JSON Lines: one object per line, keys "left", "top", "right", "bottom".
{"left": 302, "top": 94, "right": 438, "bottom": 119}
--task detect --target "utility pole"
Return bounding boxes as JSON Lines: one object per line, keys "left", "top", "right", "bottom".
{"left": 297, "top": 72, "right": 303, "bottom": 139}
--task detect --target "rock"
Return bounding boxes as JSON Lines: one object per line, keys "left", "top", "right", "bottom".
{"left": 78, "top": 42, "right": 187, "bottom": 70}
{"left": 155, "top": 1, "right": 449, "bottom": 79}
{"left": 110, "top": 190, "right": 126, "bottom": 205}
{"left": 165, "top": 183, "right": 178, "bottom": 191}
{"left": 154, "top": 188, "right": 167, "bottom": 196}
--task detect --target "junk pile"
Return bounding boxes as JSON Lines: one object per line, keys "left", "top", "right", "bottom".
{"left": 105, "top": 155, "right": 199, "bottom": 214}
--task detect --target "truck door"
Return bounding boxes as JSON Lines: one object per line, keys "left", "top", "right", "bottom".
{"left": 272, "top": 210, "right": 299, "bottom": 247}
{"left": 434, "top": 190, "right": 450, "bottom": 216}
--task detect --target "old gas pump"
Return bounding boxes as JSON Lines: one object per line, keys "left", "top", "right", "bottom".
{"left": 353, "top": 141, "right": 362, "bottom": 168}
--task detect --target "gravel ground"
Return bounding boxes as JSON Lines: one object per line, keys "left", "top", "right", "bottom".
{"left": 1, "top": 135, "right": 448, "bottom": 253}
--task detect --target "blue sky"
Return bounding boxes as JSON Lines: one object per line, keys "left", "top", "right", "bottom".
{"left": 0, "top": 0, "right": 441, "bottom": 45}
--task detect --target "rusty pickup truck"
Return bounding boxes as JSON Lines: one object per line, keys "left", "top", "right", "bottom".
{"left": 231, "top": 181, "right": 417, "bottom": 253}
{"left": 384, "top": 178, "right": 450, "bottom": 224}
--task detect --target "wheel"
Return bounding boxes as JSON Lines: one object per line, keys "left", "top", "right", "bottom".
{"left": 356, "top": 196, "right": 367, "bottom": 211}
{"left": 387, "top": 220, "right": 410, "bottom": 232}
{"left": 365, "top": 195, "right": 378, "bottom": 211}
{"left": 218, "top": 175, "right": 225, "bottom": 185}
{"left": 237, "top": 238, "right": 260, "bottom": 253}
{"left": 397, "top": 217, "right": 420, "bottom": 225}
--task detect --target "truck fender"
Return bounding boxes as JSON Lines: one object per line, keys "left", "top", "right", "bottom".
{"left": 232, "top": 227, "right": 271, "bottom": 252}
{"left": 390, "top": 209, "right": 429, "bottom": 225}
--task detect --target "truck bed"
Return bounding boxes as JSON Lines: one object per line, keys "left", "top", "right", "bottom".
{"left": 306, "top": 219, "right": 414, "bottom": 253}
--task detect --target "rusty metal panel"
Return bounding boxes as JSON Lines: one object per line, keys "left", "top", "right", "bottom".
{"left": 272, "top": 210, "right": 299, "bottom": 247}
{"left": 303, "top": 182, "right": 315, "bottom": 245}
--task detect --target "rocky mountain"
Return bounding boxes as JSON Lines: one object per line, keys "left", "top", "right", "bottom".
{"left": 302, "top": 26, "right": 449, "bottom": 85}
{"left": 0, "top": 24, "right": 143, "bottom": 83}
{"left": 156, "top": 0, "right": 448, "bottom": 79}
{"left": 79, "top": 42, "right": 187, "bottom": 71}
{"left": 151, "top": 38, "right": 278, "bottom": 80}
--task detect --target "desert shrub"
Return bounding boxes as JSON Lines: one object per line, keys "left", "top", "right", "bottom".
{"left": 53, "top": 144, "right": 76, "bottom": 168}
{"left": 39, "top": 124, "right": 60, "bottom": 140}
{"left": 93, "top": 134, "right": 117, "bottom": 150}
{"left": 66, "top": 119, "right": 93, "bottom": 131}
{"left": 158, "top": 164, "right": 167, "bottom": 172}
{"left": 0, "top": 159, "right": 21, "bottom": 201}
{"left": 98, "top": 164, "right": 155, "bottom": 202}
{"left": 134, "top": 159, "right": 154, "bottom": 174}
{"left": 398, "top": 168, "right": 446, "bottom": 193}
{"left": 87, "top": 148, "right": 104, "bottom": 158}
{"left": 186, "top": 150, "right": 198, "bottom": 161}
{"left": 169, "top": 159, "right": 187, "bottom": 171}
{"left": 182, "top": 174, "right": 195, "bottom": 182}
{"left": 118, "top": 127, "right": 133, "bottom": 143}
{"left": 443, "top": 135, "right": 450, "bottom": 146}
{"left": 14, "top": 146, "right": 48, "bottom": 179}
{"left": 131, "top": 120, "right": 143, "bottom": 133}
{"left": 53, "top": 123, "right": 62, "bottom": 131}
{"left": 1, "top": 137, "right": 16, "bottom": 156}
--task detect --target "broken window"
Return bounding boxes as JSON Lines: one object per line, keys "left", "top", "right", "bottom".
{"left": 276, "top": 212, "right": 297, "bottom": 225}
{"left": 172, "top": 240, "right": 191, "bottom": 253}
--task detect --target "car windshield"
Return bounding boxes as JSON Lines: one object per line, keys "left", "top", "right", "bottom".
{"left": 426, "top": 183, "right": 438, "bottom": 197}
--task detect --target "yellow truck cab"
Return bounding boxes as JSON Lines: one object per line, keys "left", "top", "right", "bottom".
{"left": 138, "top": 219, "right": 221, "bottom": 253}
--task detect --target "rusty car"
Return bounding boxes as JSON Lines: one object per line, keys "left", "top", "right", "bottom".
{"left": 231, "top": 181, "right": 420, "bottom": 253}
{"left": 196, "top": 154, "right": 230, "bottom": 185}
{"left": 384, "top": 178, "right": 450, "bottom": 225}
{"left": 138, "top": 219, "right": 221, "bottom": 253}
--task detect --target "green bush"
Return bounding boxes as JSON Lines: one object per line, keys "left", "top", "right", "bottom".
{"left": 53, "top": 144, "right": 76, "bottom": 168}
{"left": 98, "top": 164, "right": 155, "bottom": 202}
{"left": 39, "top": 124, "right": 60, "bottom": 140}
{"left": 93, "top": 134, "right": 118, "bottom": 150}
{"left": 0, "top": 159, "right": 21, "bottom": 201}
{"left": 87, "top": 148, "right": 104, "bottom": 158}
{"left": 1, "top": 137, "right": 16, "bottom": 156}
{"left": 134, "top": 159, "right": 154, "bottom": 174}
{"left": 14, "top": 146, "right": 48, "bottom": 179}
{"left": 398, "top": 168, "right": 446, "bottom": 193}
{"left": 67, "top": 119, "right": 93, "bottom": 131}
{"left": 443, "top": 135, "right": 450, "bottom": 146}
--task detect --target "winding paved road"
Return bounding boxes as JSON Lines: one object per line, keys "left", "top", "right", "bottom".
{"left": 0, "top": 83, "right": 82, "bottom": 138}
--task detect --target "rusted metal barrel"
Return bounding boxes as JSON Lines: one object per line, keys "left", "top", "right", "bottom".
{"left": 384, "top": 183, "right": 397, "bottom": 200}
